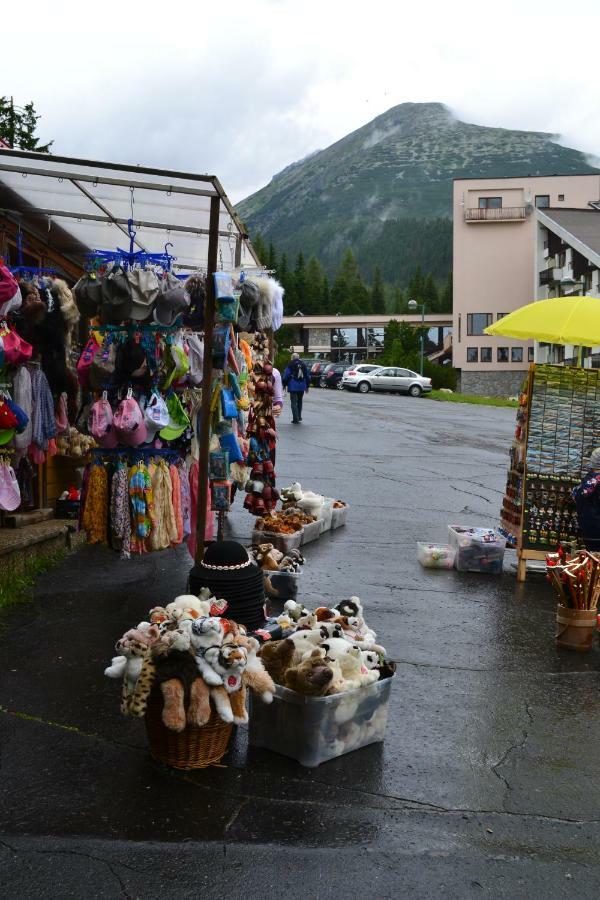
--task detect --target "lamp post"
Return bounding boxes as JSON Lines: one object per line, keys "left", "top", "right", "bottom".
{"left": 408, "top": 298, "right": 426, "bottom": 375}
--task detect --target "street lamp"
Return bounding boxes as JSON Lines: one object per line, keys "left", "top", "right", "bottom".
{"left": 408, "top": 298, "right": 426, "bottom": 375}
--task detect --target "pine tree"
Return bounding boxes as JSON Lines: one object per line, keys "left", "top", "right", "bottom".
{"left": 267, "top": 242, "right": 278, "bottom": 272}
{"left": 331, "top": 249, "right": 371, "bottom": 314}
{"left": 278, "top": 253, "right": 296, "bottom": 313}
{"left": 252, "top": 232, "right": 268, "bottom": 265}
{"left": 370, "top": 266, "right": 386, "bottom": 314}
{"left": 294, "top": 252, "right": 307, "bottom": 312}
{"left": 304, "top": 256, "right": 325, "bottom": 315}
{"left": 340, "top": 297, "right": 360, "bottom": 315}
{"left": 0, "top": 98, "right": 53, "bottom": 151}
{"left": 423, "top": 272, "right": 439, "bottom": 311}
{"left": 408, "top": 266, "right": 424, "bottom": 302}
{"left": 392, "top": 285, "right": 405, "bottom": 314}
{"left": 321, "top": 276, "right": 331, "bottom": 314}
{"left": 441, "top": 271, "right": 453, "bottom": 312}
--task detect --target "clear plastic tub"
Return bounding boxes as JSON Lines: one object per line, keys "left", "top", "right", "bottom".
{"left": 448, "top": 525, "right": 506, "bottom": 574}
{"left": 251, "top": 528, "right": 303, "bottom": 554}
{"left": 301, "top": 520, "right": 321, "bottom": 545}
{"left": 417, "top": 541, "right": 456, "bottom": 569}
{"left": 319, "top": 498, "right": 335, "bottom": 533}
{"left": 264, "top": 570, "right": 300, "bottom": 602}
{"left": 248, "top": 675, "right": 394, "bottom": 767}
{"left": 331, "top": 503, "right": 348, "bottom": 530}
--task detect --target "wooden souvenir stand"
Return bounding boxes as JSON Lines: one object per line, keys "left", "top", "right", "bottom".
{"left": 501, "top": 363, "right": 597, "bottom": 582}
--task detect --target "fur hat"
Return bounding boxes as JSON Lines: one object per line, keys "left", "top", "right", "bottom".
{"left": 51, "top": 278, "right": 80, "bottom": 331}
{"left": 589, "top": 448, "right": 600, "bottom": 469}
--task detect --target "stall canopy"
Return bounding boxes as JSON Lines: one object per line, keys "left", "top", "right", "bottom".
{"left": 0, "top": 148, "right": 259, "bottom": 274}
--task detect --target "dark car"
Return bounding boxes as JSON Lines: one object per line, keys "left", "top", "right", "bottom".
{"left": 310, "top": 360, "right": 331, "bottom": 386}
{"left": 320, "top": 363, "right": 352, "bottom": 389}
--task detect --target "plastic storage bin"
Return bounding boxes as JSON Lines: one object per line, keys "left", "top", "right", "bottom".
{"left": 264, "top": 570, "right": 300, "bottom": 602}
{"left": 417, "top": 542, "right": 456, "bottom": 569}
{"left": 251, "top": 528, "right": 303, "bottom": 554}
{"left": 249, "top": 675, "right": 394, "bottom": 767}
{"left": 301, "top": 519, "right": 321, "bottom": 545}
{"left": 319, "top": 498, "right": 335, "bottom": 533}
{"left": 331, "top": 502, "right": 348, "bottom": 530}
{"left": 448, "top": 525, "right": 506, "bottom": 574}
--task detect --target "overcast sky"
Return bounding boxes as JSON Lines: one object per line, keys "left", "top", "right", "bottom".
{"left": 4, "top": 0, "right": 600, "bottom": 203}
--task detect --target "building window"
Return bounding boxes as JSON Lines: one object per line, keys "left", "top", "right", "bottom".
{"left": 467, "top": 313, "right": 493, "bottom": 335}
{"left": 535, "top": 195, "right": 550, "bottom": 209}
{"left": 466, "top": 347, "right": 478, "bottom": 363}
{"left": 528, "top": 346, "right": 535, "bottom": 362}
{"left": 478, "top": 197, "right": 502, "bottom": 209}
{"left": 511, "top": 347, "right": 523, "bottom": 363}
{"left": 497, "top": 347, "right": 509, "bottom": 362}
{"left": 481, "top": 347, "right": 492, "bottom": 363}
{"left": 558, "top": 194, "right": 565, "bottom": 201}
{"left": 497, "top": 312, "right": 508, "bottom": 320}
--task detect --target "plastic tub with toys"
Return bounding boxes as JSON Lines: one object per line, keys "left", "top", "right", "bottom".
{"left": 248, "top": 674, "right": 394, "bottom": 767}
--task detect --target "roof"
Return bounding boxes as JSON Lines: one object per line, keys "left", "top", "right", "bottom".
{"left": 536, "top": 208, "right": 600, "bottom": 261}
{"left": 0, "top": 149, "right": 259, "bottom": 273}
{"left": 453, "top": 173, "right": 600, "bottom": 183}
{"left": 282, "top": 313, "right": 452, "bottom": 328}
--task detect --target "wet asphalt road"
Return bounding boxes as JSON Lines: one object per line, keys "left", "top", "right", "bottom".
{"left": 2, "top": 389, "right": 600, "bottom": 899}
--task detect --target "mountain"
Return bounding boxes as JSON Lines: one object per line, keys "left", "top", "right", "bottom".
{"left": 237, "top": 102, "right": 599, "bottom": 285}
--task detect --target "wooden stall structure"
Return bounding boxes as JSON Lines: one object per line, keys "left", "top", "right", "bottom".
{"left": 501, "top": 364, "right": 599, "bottom": 581}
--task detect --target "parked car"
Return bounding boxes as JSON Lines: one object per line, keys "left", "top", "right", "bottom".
{"left": 341, "top": 364, "right": 383, "bottom": 391}
{"left": 353, "top": 366, "right": 432, "bottom": 397}
{"left": 310, "top": 360, "right": 330, "bottom": 386}
{"left": 320, "top": 363, "right": 352, "bottom": 389}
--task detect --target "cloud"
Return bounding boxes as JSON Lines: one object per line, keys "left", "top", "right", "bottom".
{"left": 3, "top": 0, "right": 600, "bottom": 203}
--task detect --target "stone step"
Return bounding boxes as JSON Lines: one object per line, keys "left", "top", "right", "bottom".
{"left": 2, "top": 508, "right": 55, "bottom": 529}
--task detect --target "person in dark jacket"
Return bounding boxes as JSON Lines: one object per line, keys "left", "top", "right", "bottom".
{"left": 572, "top": 448, "right": 600, "bottom": 550}
{"left": 282, "top": 354, "right": 310, "bottom": 424}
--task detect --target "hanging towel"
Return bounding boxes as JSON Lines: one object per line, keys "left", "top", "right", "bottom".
{"left": 129, "top": 462, "right": 154, "bottom": 554}
{"left": 82, "top": 463, "right": 108, "bottom": 544}
{"left": 12, "top": 366, "right": 33, "bottom": 450}
{"left": 177, "top": 458, "right": 191, "bottom": 538}
{"left": 150, "top": 459, "right": 177, "bottom": 551}
{"left": 110, "top": 463, "right": 131, "bottom": 559}
{"left": 169, "top": 463, "right": 184, "bottom": 546}
{"left": 30, "top": 367, "right": 56, "bottom": 452}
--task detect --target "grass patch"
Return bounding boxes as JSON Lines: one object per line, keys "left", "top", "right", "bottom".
{"left": 424, "top": 390, "right": 518, "bottom": 408}
{"left": 0, "top": 550, "right": 67, "bottom": 611}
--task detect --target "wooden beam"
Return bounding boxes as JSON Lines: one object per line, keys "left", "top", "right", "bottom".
{"left": 195, "top": 195, "right": 221, "bottom": 561}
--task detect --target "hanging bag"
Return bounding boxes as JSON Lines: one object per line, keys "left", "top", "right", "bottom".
{"left": 76, "top": 334, "right": 101, "bottom": 387}
{"left": 221, "top": 387, "right": 238, "bottom": 419}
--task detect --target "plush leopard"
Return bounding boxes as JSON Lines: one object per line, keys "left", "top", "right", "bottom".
{"left": 121, "top": 657, "right": 157, "bottom": 717}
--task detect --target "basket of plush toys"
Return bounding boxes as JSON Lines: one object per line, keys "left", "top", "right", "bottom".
{"left": 250, "top": 596, "right": 395, "bottom": 767}
{"left": 104, "top": 590, "right": 277, "bottom": 770}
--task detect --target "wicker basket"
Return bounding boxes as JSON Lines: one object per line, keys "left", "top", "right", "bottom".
{"left": 144, "top": 691, "right": 233, "bottom": 769}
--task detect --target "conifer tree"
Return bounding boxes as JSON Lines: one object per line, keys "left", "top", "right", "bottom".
{"left": 370, "top": 266, "right": 386, "bottom": 314}
{"left": 0, "top": 98, "right": 53, "bottom": 151}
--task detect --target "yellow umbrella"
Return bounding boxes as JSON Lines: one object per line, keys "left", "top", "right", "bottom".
{"left": 484, "top": 296, "right": 600, "bottom": 347}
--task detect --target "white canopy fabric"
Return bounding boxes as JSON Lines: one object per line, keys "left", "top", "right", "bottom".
{"left": 0, "top": 149, "right": 259, "bottom": 274}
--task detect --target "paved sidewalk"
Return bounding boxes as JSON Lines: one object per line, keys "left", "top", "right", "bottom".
{"left": 2, "top": 391, "right": 600, "bottom": 899}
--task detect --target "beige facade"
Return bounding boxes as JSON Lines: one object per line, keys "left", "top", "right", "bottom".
{"left": 453, "top": 174, "right": 600, "bottom": 394}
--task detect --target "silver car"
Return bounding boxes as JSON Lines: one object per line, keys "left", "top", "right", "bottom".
{"left": 354, "top": 366, "right": 432, "bottom": 397}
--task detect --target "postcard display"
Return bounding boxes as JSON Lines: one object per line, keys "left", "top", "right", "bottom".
{"left": 501, "top": 364, "right": 598, "bottom": 582}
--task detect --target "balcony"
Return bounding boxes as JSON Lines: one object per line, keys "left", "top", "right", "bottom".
{"left": 539, "top": 267, "right": 563, "bottom": 286}
{"left": 465, "top": 206, "right": 527, "bottom": 222}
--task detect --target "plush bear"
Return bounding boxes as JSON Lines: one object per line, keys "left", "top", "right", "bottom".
{"left": 165, "top": 594, "right": 211, "bottom": 623}
{"left": 154, "top": 649, "right": 210, "bottom": 732}
{"left": 318, "top": 636, "right": 356, "bottom": 661}
{"left": 283, "top": 599, "right": 310, "bottom": 622}
{"left": 237, "top": 635, "right": 275, "bottom": 703}
{"left": 284, "top": 649, "right": 335, "bottom": 697}
{"left": 326, "top": 647, "right": 379, "bottom": 694}
{"left": 314, "top": 606, "right": 337, "bottom": 622}
{"left": 148, "top": 606, "right": 170, "bottom": 629}
{"left": 203, "top": 643, "right": 248, "bottom": 724}
{"left": 288, "top": 628, "right": 327, "bottom": 663}
{"left": 360, "top": 649, "right": 381, "bottom": 670}
{"left": 335, "top": 596, "right": 363, "bottom": 619}
{"left": 376, "top": 659, "right": 397, "bottom": 681}
{"left": 258, "top": 638, "right": 296, "bottom": 684}
{"left": 188, "top": 616, "right": 225, "bottom": 686}
{"left": 296, "top": 612, "right": 317, "bottom": 630}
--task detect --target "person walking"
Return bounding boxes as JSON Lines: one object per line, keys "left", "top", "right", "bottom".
{"left": 572, "top": 448, "right": 600, "bottom": 550}
{"left": 282, "top": 353, "right": 310, "bottom": 424}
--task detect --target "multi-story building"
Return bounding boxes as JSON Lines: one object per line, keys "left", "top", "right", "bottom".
{"left": 453, "top": 173, "right": 600, "bottom": 396}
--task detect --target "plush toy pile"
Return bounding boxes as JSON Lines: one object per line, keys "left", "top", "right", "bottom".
{"left": 104, "top": 589, "right": 275, "bottom": 732}
{"left": 261, "top": 596, "right": 395, "bottom": 695}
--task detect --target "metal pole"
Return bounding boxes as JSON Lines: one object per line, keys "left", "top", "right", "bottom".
{"left": 420, "top": 304, "right": 425, "bottom": 375}
{"left": 194, "top": 194, "right": 221, "bottom": 562}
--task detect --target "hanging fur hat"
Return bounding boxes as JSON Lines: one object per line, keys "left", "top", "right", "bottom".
{"left": 251, "top": 277, "right": 274, "bottom": 331}
{"left": 184, "top": 273, "right": 205, "bottom": 328}
{"left": 51, "top": 278, "right": 80, "bottom": 332}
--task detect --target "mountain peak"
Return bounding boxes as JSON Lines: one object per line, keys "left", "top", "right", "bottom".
{"left": 237, "top": 104, "right": 599, "bottom": 284}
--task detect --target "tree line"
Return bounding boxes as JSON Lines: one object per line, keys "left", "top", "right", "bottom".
{"left": 252, "top": 234, "right": 452, "bottom": 317}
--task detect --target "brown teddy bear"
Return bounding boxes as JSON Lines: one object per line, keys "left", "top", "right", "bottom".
{"left": 284, "top": 649, "right": 335, "bottom": 697}
{"left": 258, "top": 638, "right": 295, "bottom": 685}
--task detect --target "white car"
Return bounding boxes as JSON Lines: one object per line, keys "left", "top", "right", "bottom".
{"left": 352, "top": 366, "right": 432, "bottom": 397}
{"left": 341, "top": 364, "right": 383, "bottom": 390}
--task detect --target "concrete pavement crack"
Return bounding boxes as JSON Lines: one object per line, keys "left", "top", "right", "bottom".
{"left": 449, "top": 484, "right": 491, "bottom": 503}
{"left": 490, "top": 702, "right": 534, "bottom": 805}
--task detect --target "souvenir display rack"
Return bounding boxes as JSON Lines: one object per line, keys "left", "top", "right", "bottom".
{"left": 501, "top": 364, "right": 599, "bottom": 581}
